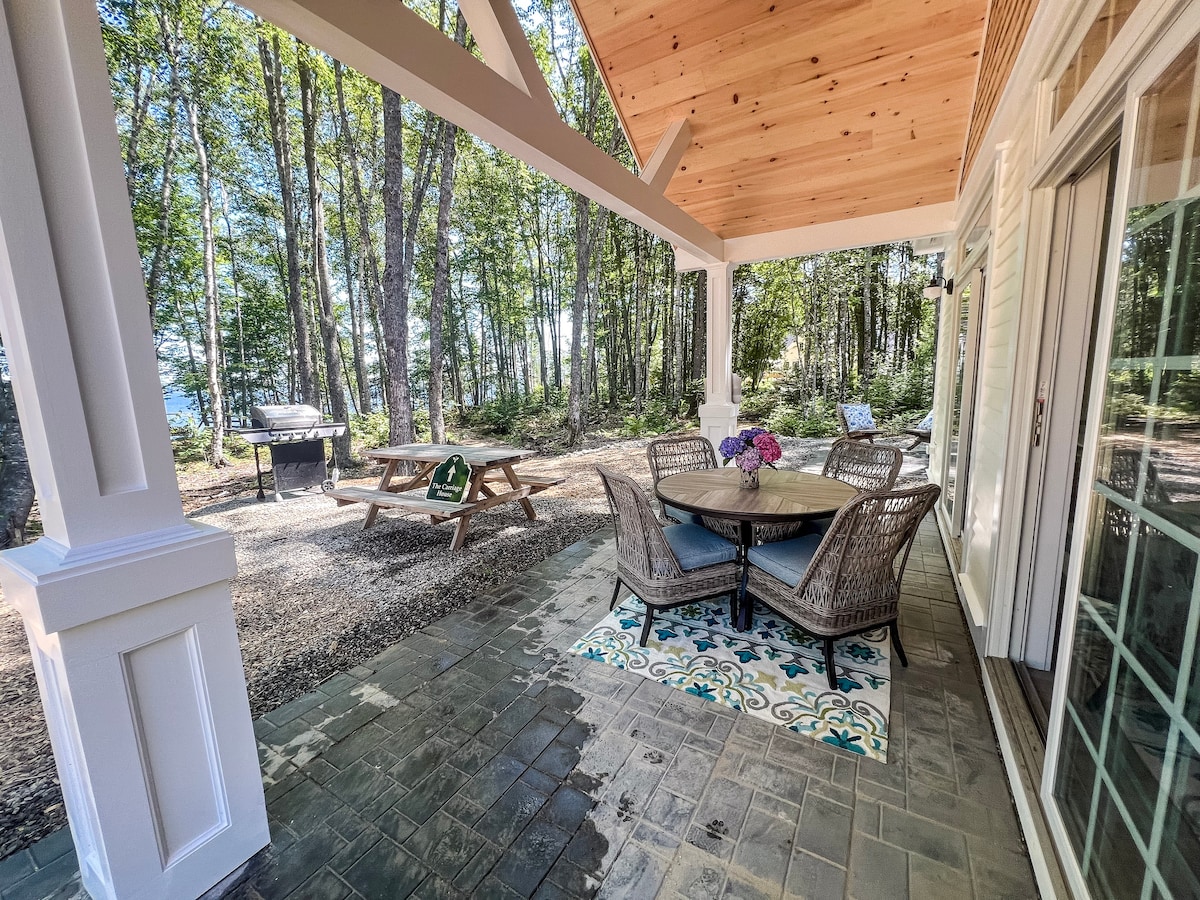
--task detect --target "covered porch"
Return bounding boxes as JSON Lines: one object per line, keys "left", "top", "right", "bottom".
{"left": 0, "top": 509, "right": 1034, "bottom": 900}
{"left": 0, "top": 0, "right": 1125, "bottom": 896}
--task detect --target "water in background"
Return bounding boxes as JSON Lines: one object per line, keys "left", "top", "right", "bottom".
{"left": 162, "top": 384, "right": 199, "bottom": 429}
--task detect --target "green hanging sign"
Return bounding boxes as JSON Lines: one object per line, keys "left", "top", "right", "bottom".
{"left": 426, "top": 454, "right": 471, "bottom": 503}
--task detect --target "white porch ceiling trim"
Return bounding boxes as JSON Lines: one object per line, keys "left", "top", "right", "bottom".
{"left": 674, "top": 202, "right": 958, "bottom": 270}
{"left": 242, "top": 0, "right": 724, "bottom": 264}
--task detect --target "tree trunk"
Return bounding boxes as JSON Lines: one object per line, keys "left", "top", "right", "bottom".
{"left": 186, "top": 95, "right": 226, "bottom": 466}
{"left": 145, "top": 12, "right": 182, "bottom": 332}
{"left": 381, "top": 87, "right": 415, "bottom": 446}
{"left": 566, "top": 190, "right": 591, "bottom": 443}
{"left": 428, "top": 13, "right": 466, "bottom": 443}
{"left": 219, "top": 184, "right": 250, "bottom": 425}
{"left": 299, "top": 44, "right": 352, "bottom": 466}
{"left": 258, "top": 29, "right": 319, "bottom": 407}
{"left": 687, "top": 270, "right": 706, "bottom": 417}
{"left": 334, "top": 59, "right": 384, "bottom": 409}
{"left": 334, "top": 138, "right": 372, "bottom": 415}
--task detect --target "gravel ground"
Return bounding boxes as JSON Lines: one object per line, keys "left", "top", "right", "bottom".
{"left": 0, "top": 434, "right": 924, "bottom": 858}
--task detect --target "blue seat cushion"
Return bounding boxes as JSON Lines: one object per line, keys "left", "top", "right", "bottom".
{"left": 747, "top": 534, "right": 823, "bottom": 587}
{"left": 662, "top": 503, "right": 701, "bottom": 526}
{"left": 801, "top": 514, "right": 834, "bottom": 538}
{"left": 663, "top": 523, "right": 737, "bottom": 571}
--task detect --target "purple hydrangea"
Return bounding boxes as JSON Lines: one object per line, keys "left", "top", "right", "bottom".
{"left": 736, "top": 447, "right": 763, "bottom": 471}
{"left": 718, "top": 436, "right": 744, "bottom": 460}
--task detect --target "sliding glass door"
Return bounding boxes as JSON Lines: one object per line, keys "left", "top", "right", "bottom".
{"left": 1051, "top": 37, "right": 1200, "bottom": 900}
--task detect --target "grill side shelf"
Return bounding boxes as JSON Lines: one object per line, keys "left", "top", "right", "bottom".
{"left": 235, "top": 424, "right": 346, "bottom": 444}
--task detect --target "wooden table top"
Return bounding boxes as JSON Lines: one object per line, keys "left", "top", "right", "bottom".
{"left": 364, "top": 443, "right": 537, "bottom": 467}
{"left": 655, "top": 468, "right": 859, "bottom": 523}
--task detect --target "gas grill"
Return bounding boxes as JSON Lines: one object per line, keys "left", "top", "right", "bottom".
{"left": 237, "top": 405, "right": 347, "bottom": 501}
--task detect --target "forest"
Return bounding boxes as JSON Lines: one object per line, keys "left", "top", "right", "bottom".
{"left": 99, "top": 0, "right": 940, "bottom": 468}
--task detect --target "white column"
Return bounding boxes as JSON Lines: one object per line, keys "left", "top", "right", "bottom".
{"left": 698, "top": 262, "right": 739, "bottom": 449}
{"left": 0, "top": 3, "right": 268, "bottom": 898}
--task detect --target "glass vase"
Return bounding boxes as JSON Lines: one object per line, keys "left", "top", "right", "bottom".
{"left": 739, "top": 466, "right": 759, "bottom": 490}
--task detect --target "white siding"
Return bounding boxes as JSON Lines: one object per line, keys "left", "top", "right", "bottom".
{"left": 960, "top": 126, "right": 1034, "bottom": 610}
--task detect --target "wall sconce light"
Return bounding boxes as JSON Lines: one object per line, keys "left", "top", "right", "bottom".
{"left": 922, "top": 274, "right": 954, "bottom": 300}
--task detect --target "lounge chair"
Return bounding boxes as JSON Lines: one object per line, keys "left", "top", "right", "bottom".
{"left": 903, "top": 411, "right": 933, "bottom": 450}
{"left": 836, "top": 403, "right": 885, "bottom": 442}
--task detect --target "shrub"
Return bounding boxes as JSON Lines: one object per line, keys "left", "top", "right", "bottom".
{"left": 764, "top": 394, "right": 840, "bottom": 438}
{"left": 350, "top": 411, "right": 391, "bottom": 450}
{"left": 739, "top": 382, "right": 779, "bottom": 420}
{"left": 765, "top": 408, "right": 803, "bottom": 436}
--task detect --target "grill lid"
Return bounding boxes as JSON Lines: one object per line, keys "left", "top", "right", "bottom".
{"left": 250, "top": 404, "right": 322, "bottom": 430}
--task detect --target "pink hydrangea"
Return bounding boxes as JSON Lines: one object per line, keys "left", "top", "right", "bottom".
{"left": 753, "top": 433, "right": 782, "bottom": 464}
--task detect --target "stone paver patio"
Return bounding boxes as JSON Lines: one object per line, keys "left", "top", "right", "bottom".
{"left": 0, "top": 503, "right": 1036, "bottom": 899}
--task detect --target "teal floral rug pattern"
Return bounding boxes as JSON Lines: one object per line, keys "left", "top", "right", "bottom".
{"left": 569, "top": 597, "right": 892, "bottom": 761}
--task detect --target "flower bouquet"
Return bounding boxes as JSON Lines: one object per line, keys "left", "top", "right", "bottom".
{"left": 718, "top": 427, "right": 782, "bottom": 489}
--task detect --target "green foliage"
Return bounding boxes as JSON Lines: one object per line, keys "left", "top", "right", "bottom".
{"left": 106, "top": 0, "right": 943, "bottom": 469}
{"left": 170, "top": 429, "right": 254, "bottom": 469}
{"left": 1163, "top": 367, "right": 1200, "bottom": 416}
{"left": 350, "top": 411, "right": 391, "bottom": 449}
{"left": 738, "top": 382, "right": 779, "bottom": 420}
{"left": 733, "top": 264, "right": 798, "bottom": 391}
{"left": 621, "top": 398, "right": 679, "bottom": 437}
{"left": 766, "top": 398, "right": 839, "bottom": 438}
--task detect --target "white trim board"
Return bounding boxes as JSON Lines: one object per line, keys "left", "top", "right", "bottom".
{"left": 674, "top": 202, "right": 957, "bottom": 269}
{"left": 980, "top": 658, "right": 1073, "bottom": 900}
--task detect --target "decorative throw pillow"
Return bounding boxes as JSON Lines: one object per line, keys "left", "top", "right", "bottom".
{"left": 842, "top": 404, "right": 876, "bottom": 431}
{"left": 916, "top": 411, "right": 934, "bottom": 431}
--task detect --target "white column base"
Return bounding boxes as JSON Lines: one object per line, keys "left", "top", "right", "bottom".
{"left": 0, "top": 524, "right": 268, "bottom": 900}
{"left": 698, "top": 401, "right": 740, "bottom": 452}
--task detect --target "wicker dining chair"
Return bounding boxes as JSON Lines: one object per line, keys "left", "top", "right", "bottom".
{"left": 744, "top": 483, "right": 941, "bottom": 690}
{"left": 823, "top": 438, "right": 903, "bottom": 492}
{"left": 800, "top": 439, "right": 904, "bottom": 540}
{"left": 597, "top": 465, "right": 740, "bottom": 646}
{"left": 646, "top": 435, "right": 741, "bottom": 540}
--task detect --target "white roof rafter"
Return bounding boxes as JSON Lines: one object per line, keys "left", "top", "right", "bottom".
{"left": 458, "top": 0, "right": 556, "bottom": 113}
{"left": 639, "top": 119, "right": 691, "bottom": 194}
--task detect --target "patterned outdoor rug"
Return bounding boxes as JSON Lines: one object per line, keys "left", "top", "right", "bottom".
{"left": 569, "top": 596, "right": 892, "bottom": 761}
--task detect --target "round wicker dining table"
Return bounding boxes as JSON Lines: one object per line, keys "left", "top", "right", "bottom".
{"left": 654, "top": 467, "right": 858, "bottom": 629}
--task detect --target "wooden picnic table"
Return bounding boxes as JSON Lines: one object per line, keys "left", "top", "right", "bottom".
{"left": 325, "top": 443, "right": 564, "bottom": 550}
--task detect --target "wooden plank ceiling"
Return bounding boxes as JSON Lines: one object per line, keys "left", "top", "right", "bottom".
{"left": 570, "top": 0, "right": 989, "bottom": 240}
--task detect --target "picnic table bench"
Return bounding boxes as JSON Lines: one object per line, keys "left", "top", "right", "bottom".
{"left": 325, "top": 443, "right": 565, "bottom": 550}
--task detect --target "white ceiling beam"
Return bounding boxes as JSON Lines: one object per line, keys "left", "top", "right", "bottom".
{"left": 674, "top": 202, "right": 957, "bottom": 269}
{"left": 243, "top": 0, "right": 723, "bottom": 263}
{"left": 910, "top": 235, "right": 948, "bottom": 256}
{"left": 457, "top": 0, "right": 555, "bottom": 113}
{"left": 639, "top": 118, "right": 690, "bottom": 193}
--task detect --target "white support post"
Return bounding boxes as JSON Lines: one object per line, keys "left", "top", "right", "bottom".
{"left": 698, "top": 262, "right": 739, "bottom": 450}
{"left": 0, "top": 3, "right": 268, "bottom": 898}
